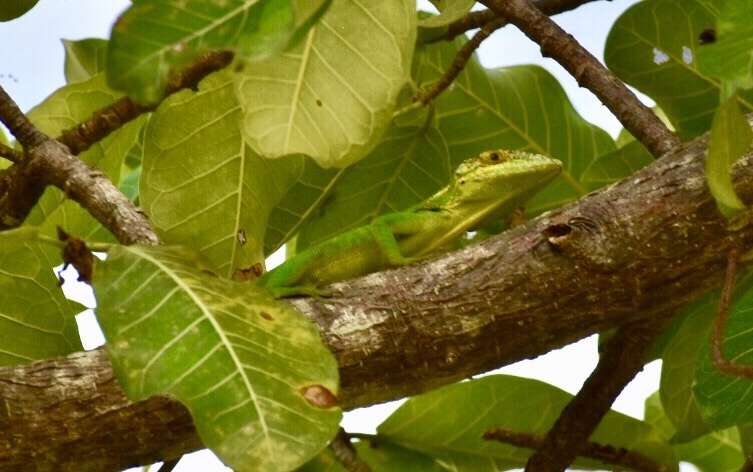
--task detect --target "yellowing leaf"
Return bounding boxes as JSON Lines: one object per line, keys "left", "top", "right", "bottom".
{"left": 236, "top": 0, "right": 417, "bottom": 168}
{"left": 94, "top": 244, "right": 341, "bottom": 472}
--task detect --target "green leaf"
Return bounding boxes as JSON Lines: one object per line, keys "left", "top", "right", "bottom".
{"left": 581, "top": 140, "right": 653, "bottom": 190}
{"left": 94, "top": 244, "right": 341, "bottom": 472}
{"left": 235, "top": 0, "right": 417, "bottom": 168}
{"left": 660, "top": 291, "right": 720, "bottom": 441}
{"left": 24, "top": 75, "right": 144, "bottom": 241}
{"left": 107, "top": 0, "right": 331, "bottom": 104}
{"left": 605, "top": 0, "right": 753, "bottom": 139}
{"left": 697, "top": 0, "right": 753, "bottom": 91}
{"left": 378, "top": 375, "right": 677, "bottom": 471}
{"left": 140, "top": 72, "right": 303, "bottom": 277}
{"left": 0, "top": 0, "right": 38, "bottom": 22}
{"left": 0, "top": 227, "right": 82, "bottom": 366}
{"left": 63, "top": 38, "right": 108, "bottom": 84}
{"left": 705, "top": 95, "right": 752, "bottom": 212}
{"left": 694, "top": 275, "right": 753, "bottom": 430}
{"left": 645, "top": 393, "right": 745, "bottom": 472}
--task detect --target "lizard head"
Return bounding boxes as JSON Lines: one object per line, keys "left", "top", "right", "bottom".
{"left": 450, "top": 150, "right": 562, "bottom": 204}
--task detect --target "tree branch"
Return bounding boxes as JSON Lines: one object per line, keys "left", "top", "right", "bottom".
{"left": 0, "top": 51, "right": 233, "bottom": 234}
{"left": 329, "top": 429, "right": 372, "bottom": 472}
{"left": 0, "top": 85, "right": 159, "bottom": 244}
{"left": 57, "top": 51, "right": 234, "bottom": 156}
{"left": 478, "top": 0, "right": 679, "bottom": 158}
{"left": 436, "top": 0, "right": 603, "bottom": 43}
{"left": 1, "top": 117, "right": 753, "bottom": 469}
{"left": 524, "top": 318, "right": 672, "bottom": 471}
{"left": 482, "top": 428, "right": 665, "bottom": 472}
{"left": 416, "top": 17, "right": 506, "bottom": 105}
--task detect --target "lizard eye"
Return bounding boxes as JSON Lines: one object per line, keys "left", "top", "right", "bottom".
{"left": 481, "top": 151, "right": 509, "bottom": 165}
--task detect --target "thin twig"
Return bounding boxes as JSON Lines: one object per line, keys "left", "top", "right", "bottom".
{"left": 58, "top": 50, "right": 234, "bottom": 156}
{"left": 0, "top": 142, "right": 22, "bottom": 163}
{"left": 435, "top": 0, "right": 602, "bottom": 43}
{"left": 710, "top": 247, "right": 753, "bottom": 378}
{"left": 740, "top": 454, "right": 753, "bottom": 472}
{"left": 329, "top": 429, "right": 372, "bottom": 472}
{"left": 524, "top": 317, "right": 672, "bottom": 471}
{"left": 483, "top": 428, "right": 666, "bottom": 472}
{"left": 479, "top": 0, "right": 680, "bottom": 158}
{"left": 416, "top": 17, "right": 506, "bottom": 105}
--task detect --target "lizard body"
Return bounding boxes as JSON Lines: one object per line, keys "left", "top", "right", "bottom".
{"left": 257, "top": 150, "right": 562, "bottom": 297}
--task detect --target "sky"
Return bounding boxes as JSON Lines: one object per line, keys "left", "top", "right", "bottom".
{"left": 0, "top": 1, "right": 677, "bottom": 471}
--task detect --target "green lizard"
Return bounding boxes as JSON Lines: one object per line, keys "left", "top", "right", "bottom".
{"left": 257, "top": 150, "right": 562, "bottom": 297}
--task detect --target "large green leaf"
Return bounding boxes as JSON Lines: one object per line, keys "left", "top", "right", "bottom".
{"left": 694, "top": 277, "right": 753, "bottom": 430}
{"left": 0, "top": 0, "right": 38, "bottom": 22}
{"left": 705, "top": 95, "right": 752, "bottom": 212}
{"left": 107, "top": 0, "right": 331, "bottom": 104}
{"left": 697, "top": 0, "right": 753, "bottom": 91}
{"left": 24, "top": 75, "right": 144, "bottom": 242}
{"left": 0, "top": 227, "right": 82, "bottom": 366}
{"left": 645, "top": 393, "right": 745, "bottom": 472}
{"left": 141, "top": 72, "right": 303, "bottom": 277}
{"left": 94, "top": 244, "right": 340, "bottom": 471}
{"left": 235, "top": 0, "right": 417, "bottom": 168}
{"left": 605, "top": 0, "right": 753, "bottom": 140}
{"left": 378, "top": 375, "right": 677, "bottom": 471}
{"left": 63, "top": 38, "right": 108, "bottom": 84}
{"left": 415, "top": 39, "right": 615, "bottom": 213}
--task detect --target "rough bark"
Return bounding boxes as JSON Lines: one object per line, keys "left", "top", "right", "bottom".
{"left": 2, "top": 127, "right": 753, "bottom": 469}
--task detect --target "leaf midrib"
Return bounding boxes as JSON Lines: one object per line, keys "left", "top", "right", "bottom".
{"left": 126, "top": 246, "right": 272, "bottom": 448}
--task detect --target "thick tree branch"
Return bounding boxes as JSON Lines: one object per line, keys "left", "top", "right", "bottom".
{"left": 524, "top": 318, "right": 672, "bottom": 471}
{"left": 436, "top": 0, "right": 602, "bottom": 43}
{"left": 0, "top": 85, "right": 159, "bottom": 244}
{"left": 478, "top": 0, "right": 679, "bottom": 157}
{"left": 1, "top": 118, "right": 753, "bottom": 469}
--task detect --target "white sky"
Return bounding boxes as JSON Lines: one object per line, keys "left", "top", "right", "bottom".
{"left": 1, "top": 1, "right": 682, "bottom": 471}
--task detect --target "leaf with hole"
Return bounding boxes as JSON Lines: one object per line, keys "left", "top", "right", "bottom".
{"left": 605, "top": 0, "right": 753, "bottom": 139}
{"left": 697, "top": 0, "right": 753, "bottom": 91}
{"left": 93, "top": 244, "right": 341, "bottom": 472}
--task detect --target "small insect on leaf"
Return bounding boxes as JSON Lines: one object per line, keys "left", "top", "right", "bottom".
{"left": 57, "top": 226, "right": 94, "bottom": 284}
{"left": 301, "top": 384, "right": 338, "bottom": 409}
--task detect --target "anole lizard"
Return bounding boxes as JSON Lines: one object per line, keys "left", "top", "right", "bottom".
{"left": 257, "top": 150, "right": 562, "bottom": 297}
